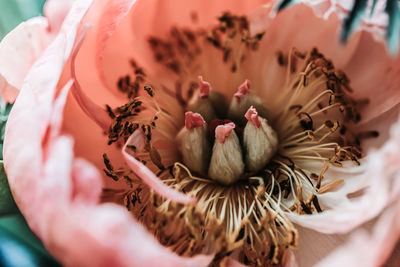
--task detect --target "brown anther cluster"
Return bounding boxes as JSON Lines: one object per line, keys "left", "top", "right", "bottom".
{"left": 106, "top": 99, "right": 142, "bottom": 145}
{"left": 117, "top": 60, "right": 147, "bottom": 98}
{"left": 207, "top": 11, "right": 265, "bottom": 72}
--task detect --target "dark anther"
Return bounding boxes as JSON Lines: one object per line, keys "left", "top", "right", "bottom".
{"left": 298, "top": 112, "right": 314, "bottom": 131}
{"left": 340, "top": 125, "right": 347, "bottom": 135}
{"left": 105, "top": 105, "right": 115, "bottom": 119}
{"left": 103, "top": 168, "right": 119, "bottom": 181}
{"left": 103, "top": 153, "right": 113, "bottom": 171}
{"left": 300, "top": 202, "right": 312, "bottom": 214}
{"left": 144, "top": 85, "right": 155, "bottom": 97}
{"left": 312, "top": 196, "right": 323, "bottom": 213}
{"left": 289, "top": 105, "right": 302, "bottom": 113}
{"left": 276, "top": 51, "right": 286, "bottom": 66}
{"left": 235, "top": 227, "right": 245, "bottom": 242}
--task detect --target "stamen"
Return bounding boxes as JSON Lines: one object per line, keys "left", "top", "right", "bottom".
{"left": 208, "top": 123, "right": 245, "bottom": 185}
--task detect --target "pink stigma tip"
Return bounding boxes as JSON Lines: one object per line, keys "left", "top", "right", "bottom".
{"left": 198, "top": 76, "right": 211, "bottom": 98}
{"left": 185, "top": 112, "right": 205, "bottom": 130}
{"left": 215, "top": 122, "right": 235, "bottom": 144}
{"left": 234, "top": 79, "right": 251, "bottom": 99}
{"left": 245, "top": 106, "right": 261, "bottom": 128}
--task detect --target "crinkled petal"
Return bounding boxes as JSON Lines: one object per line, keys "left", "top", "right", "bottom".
{"left": 0, "top": 0, "right": 77, "bottom": 103}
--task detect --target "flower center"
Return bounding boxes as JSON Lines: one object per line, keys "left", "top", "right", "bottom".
{"left": 102, "top": 11, "right": 378, "bottom": 266}
{"left": 178, "top": 77, "right": 279, "bottom": 186}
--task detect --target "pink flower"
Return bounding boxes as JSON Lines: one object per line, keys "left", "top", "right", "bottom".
{"left": 2, "top": 0, "right": 400, "bottom": 266}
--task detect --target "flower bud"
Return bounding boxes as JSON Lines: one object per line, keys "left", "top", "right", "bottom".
{"left": 176, "top": 112, "right": 210, "bottom": 174}
{"left": 187, "top": 76, "right": 217, "bottom": 123}
{"left": 208, "top": 122, "right": 245, "bottom": 185}
{"left": 243, "top": 106, "right": 278, "bottom": 172}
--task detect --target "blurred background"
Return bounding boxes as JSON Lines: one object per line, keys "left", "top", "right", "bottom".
{"left": 0, "top": 0, "right": 61, "bottom": 266}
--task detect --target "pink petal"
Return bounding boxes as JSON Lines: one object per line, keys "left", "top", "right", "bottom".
{"left": 95, "top": 0, "right": 135, "bottom": 89}
{"left": 99, "top": 0, "right": 270, "bottom": 95}
{"left": 0, "top": 17, "right": 50, "bottom": 103}
{"left": 4, "top": 0, "right": 212, "bottom": 266}
{"left": 0, "top": 0, "right": 77, "bottom": 104}
{"left": 123, "top": 130, "right": 196, "bottom": 204}
{"left": 0, "top": 74, "right": 19, "bottom": 103}
{"left": 315, "top": 197, "right": 400, "bottom": 267}
{"left": 294, "top": 225, "right": 347, "bottom": 266}
{"left": 71, "top": 25, "right": 112, "bottom": 131}
{"left": 43, "top": 0, "right": 74, "bottom": 33}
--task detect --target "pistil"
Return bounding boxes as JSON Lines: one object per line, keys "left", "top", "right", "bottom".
{"left": 176, "top": 112, "right": 210, "bottom": 174}
{"left": 187, "top": 76, "right": 217, "bottom": 123}
{"left": 228, "top": 80, "right": 266, "bottom": 125}
{"left": 208, "top": 122, "right": 245, "bottom": 185}
{"left": 243, "top": 106, "right": 278, "bottom": 172}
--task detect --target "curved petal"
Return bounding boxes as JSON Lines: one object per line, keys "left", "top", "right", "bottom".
{"left": 95, "top": 0, "right": 135, "bottom": 89}
{"left": 123, "top": 130, "right": 196, "bottom": 204}
{"left": 0, "top": 17, "right": 50, "bottom": 102}
{"left": 4, "top": 0, "right": 94, "bottom": 232}
{"left": 0, "top": 0, "right": 78, "bottom": 103}
{"left": 71, "top": 25, "right": 112, "bottom": 131}
{"left": 315, "top": 197, "right": 400, "bottom": 267}
{"left": 43, "top": 0, "right": 74, "bottom": 33}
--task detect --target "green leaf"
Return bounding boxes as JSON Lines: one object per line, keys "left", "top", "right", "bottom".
{"left": 370, "top": 0, "right": 378, "bottom": 17}
{"left": 340, "top": 0, "right": 369, "bottom": 43}
{"left": 385, "top": 0, "right": 400, "bottom": 54}
{"left": 0, "top": 162, "right": 18, "bottom": 216}
{"left": 0, "top": 103, "right": 12, "bottom": 160}
{"left": 277, "top": 0, "right": 295, "bottom": 12}
{"left": 0, "top": 160, "right": 61, "bottom": 266}
{"left": 0, "top": 0, "right": 47, "bottom": 40}
{"left": 0, "top": 215, "right": 61, "bottom": 267}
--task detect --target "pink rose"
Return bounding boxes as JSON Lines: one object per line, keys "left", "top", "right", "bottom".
{"left": 2, "top": 0, "right": 400, "bottom": 266}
